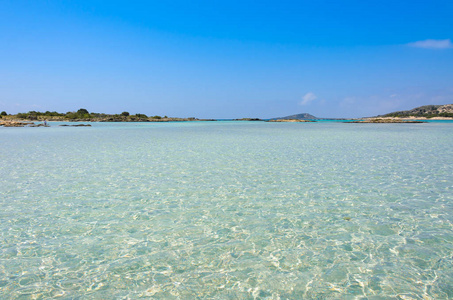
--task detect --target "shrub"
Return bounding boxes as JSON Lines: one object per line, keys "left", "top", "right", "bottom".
{"left": 66, "top": 113, "right": 78, "bottom": 119}
{"left": 77, "top": 108, "right": 89, "bottom": 115}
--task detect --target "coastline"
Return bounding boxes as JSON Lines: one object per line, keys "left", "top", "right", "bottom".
{"left": 0, "top": 117, "right": 217, "bottom": 127}
{"left": 366, "top": 116, "right": 453, "bottom": 121}
{"left": 2, "top": 115, "right": 453, "bottom": 127}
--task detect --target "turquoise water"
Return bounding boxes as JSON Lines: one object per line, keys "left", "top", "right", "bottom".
{"left": 1, "top": 121, "right": 452, "bottom": 299}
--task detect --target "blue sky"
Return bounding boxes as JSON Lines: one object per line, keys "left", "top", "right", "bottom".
{"left": 1, "top": 0, "right": 452, "bottom": 118}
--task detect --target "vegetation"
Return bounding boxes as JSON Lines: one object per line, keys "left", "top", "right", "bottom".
{"left": 380, "top": 104, "right": 453, "bottom": 118}
{"left": 7, "top": 108, "right": 208, "bottom": 122}
{"left": 77, "top": 108, "right": 89, "bottom": 115}
{"left": 385, "top": 112, "right": 453, "bottom": 118}
{"left": 1, "top": 111, "right": 7, "bottom": 116}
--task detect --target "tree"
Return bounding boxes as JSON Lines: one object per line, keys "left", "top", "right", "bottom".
{"left": 0, "top": 111, "right": 7, "bottom": 116}
{"left": 77, "top": 108, "right": 89, "bottom": 115}
{"left": 121, "top": 111, "right": 130, "bottom": 116}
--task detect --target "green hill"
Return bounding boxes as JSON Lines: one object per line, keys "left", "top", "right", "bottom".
{"left": 272, "top": 113, "right": 317, "bottom": 120}
{"left": 380, "top": 104, "right": 453, "bottom": 118}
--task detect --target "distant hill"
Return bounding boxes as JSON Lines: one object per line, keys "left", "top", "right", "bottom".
{"left": 380, "top": 104, "right": 453, "bottom": 118}
{"left": 272, "top": 113, "right": 317, "bottom": 120}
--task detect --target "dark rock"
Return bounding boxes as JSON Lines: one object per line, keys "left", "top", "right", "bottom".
{"left": 58, "top": 124, "right": 91, "bottom": 127}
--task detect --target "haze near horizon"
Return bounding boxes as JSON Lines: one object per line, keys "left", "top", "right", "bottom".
{"left": 1, "top": 0, "right": 452, "bottom": 118}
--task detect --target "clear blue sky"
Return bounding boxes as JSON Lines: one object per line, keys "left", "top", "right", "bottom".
{"left": 1, "top": 0, "right": 452, "bottom": 118}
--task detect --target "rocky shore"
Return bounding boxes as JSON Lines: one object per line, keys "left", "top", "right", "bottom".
{"left": 234, "top": 118, "right": 263, "bottom": 121}
{"left": 0, "top": 121, "right": 50, "bottom": 127}
{"left": 0, "top": 108, "right": 217, "bottom": 123}
{"left": 97, "top": 117, "right": 216, "bottom": 122}
{"left": 0, "top": 121, "right": 93, "bottom": 127}
{"left": 1, "top": 116, "right": 216, "bottom": 125}
{"left": 349, "top": 118, "right": 426, "bottom": 123}
{"left": 58, "top": 124, "right": 92, "bottom": 127}
{"left": 374, "top": 116, "right": 453, "bottom": 121}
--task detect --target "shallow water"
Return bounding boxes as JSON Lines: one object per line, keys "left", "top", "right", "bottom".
{"left": 1, "top": 121, "right": 452, "bottom": 299}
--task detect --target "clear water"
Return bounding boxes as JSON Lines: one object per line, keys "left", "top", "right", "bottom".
{"left": 1, "top": 121, "right": 452, "bottom": 299}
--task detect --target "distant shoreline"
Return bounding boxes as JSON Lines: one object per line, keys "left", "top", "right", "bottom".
{"left": 365, "top": 116, "right": 453, "bottom": 121}
{"left": 1, "top": 106, "right": 453, "bottom": 127}
{"left": 3, "top": 117, "right": 453, "bottom": 127}
{"left": 3, "top": 116, "right": 452, "bottom": 124}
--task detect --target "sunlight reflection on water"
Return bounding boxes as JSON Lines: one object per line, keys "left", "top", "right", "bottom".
{"left": 1, "top": 121, "right": 452, "bottom": 298}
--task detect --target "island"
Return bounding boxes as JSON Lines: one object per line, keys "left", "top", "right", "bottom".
{"left": 375, "top": 104, "right": 453, "bottom": 120}
{"left": 0, "top": 109, "right": 216, "bottom": 127}
{"left": 266, "top": 119, "right": 316, "bottom": 122}
{"left": 344, "top": 104, "right": 453, "bottom": 123}
{"left": 270, "top": 113, "right": 317, "bottom": 121}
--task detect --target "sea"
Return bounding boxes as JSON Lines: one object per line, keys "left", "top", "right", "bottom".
{"left": 1, "top": 121, "right": 452, "bottom": 299}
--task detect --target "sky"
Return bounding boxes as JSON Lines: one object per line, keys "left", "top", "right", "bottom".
{"left": 1, "top": 0, "right": 452, "bottom": 118}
